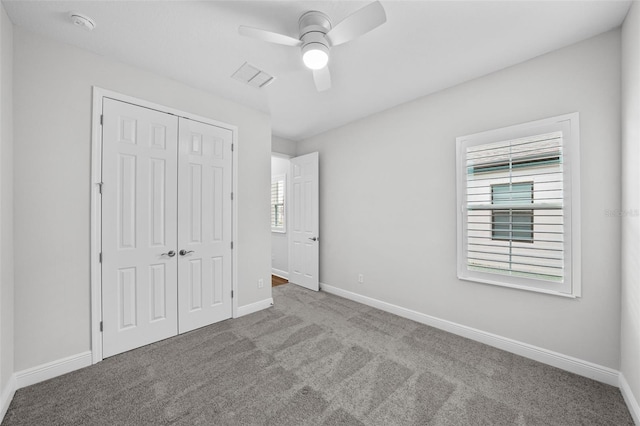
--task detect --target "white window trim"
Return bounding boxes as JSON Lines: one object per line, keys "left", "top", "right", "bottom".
{"left": 456, "top": 112, "right": 581, "bottom": 298}
{"left": 271, "top": 174, "right": 286, "bottom": 233}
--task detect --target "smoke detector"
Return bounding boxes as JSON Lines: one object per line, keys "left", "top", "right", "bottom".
{"left": 70, "top": 12, "right": 96, "bottom": 31}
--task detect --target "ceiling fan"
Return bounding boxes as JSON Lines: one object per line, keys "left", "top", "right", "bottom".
{"left": 238, "top": 1, "right": 387, "bottom": 92}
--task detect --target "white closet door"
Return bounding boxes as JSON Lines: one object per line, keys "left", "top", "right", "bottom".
{"left": 289, "top": 152, "right": 319, "bottom": 291}
{"left": 177, "top": 118, "right": 233, "bottom": 333}
{"left": 102, "top": 99, "right": 179, "bottom": 358}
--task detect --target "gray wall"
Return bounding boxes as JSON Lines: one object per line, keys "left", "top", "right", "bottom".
{"left": 297, "top": 30, "right": 622, "bottom": 368}
{"left": 0, "top": 3, "right": 13, "bottom": 396}
{"left": 271, "top": 155, "right": 290, "bottom": 276}
{"left": 621, "top": 1, "right": 640, "bottom": 412}
{"left": 272, "top": 135, "right": 297, "bottom": 157}
{"left": 13, "top": 28, "right": 272, "bottom": 371}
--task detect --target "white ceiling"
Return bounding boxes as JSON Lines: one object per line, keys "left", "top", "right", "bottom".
{"left": 2, "top": 0, "right": 631, "bottom": 141}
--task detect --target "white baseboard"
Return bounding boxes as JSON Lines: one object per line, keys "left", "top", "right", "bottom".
{"left": 620, "top": 373, "right": 640, "bottom": 425}
{"left": 272, "top": 269, "right": 289, "bottom": 280}
{"left": 320, "top": 283, "right": 619, "bottom": 387}
{"left": 0, "top": 374, "right": 16, "bottom": 422}
{"left": 15, "top": 351, "right": 92, "bottom": 389}
{"left": 1, "top": 351, "right": 92, "bottom": 423}
{"left": 237, "top": 298, "right": 274, "bottom": 318}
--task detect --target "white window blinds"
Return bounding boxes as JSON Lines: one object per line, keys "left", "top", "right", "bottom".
{"left": 456, "top": 114, "right": 580, "bottom": 297}
{"left": 271, "top": 176, "right": 286, "bottom": 232}
{"left": 466, "top": 132, "right": 563, "bottom": 281}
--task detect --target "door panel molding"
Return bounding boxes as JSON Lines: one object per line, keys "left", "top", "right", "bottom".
{"left": 90, "top": 87, "right": 238, "bottom": 363}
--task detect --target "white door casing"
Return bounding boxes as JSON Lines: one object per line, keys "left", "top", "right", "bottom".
{"left": 177, "top": 118, "right": 233, "bottom": 333}
{"left": 101, "top": 98, "right": 179, "bottom": 358}
{"left": 289, "top": 152, "right": 319, "bottom": 291}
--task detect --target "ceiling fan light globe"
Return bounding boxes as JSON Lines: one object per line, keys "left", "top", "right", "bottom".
{"left": 302, "top": 45, "right": 329, "bottom": 70}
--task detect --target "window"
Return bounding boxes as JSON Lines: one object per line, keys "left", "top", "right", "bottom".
{"left": 271, "top": 175, "right": 286, "bottom": 232}
{"left": 491, "top": 182, "right": 533, "bottom": 242}
{"left": 456, "top": 113, "right": 580, "bottom": 297}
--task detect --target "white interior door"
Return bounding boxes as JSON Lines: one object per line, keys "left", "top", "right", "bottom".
{"left": 101, "top": 99, "right": 179, "bottom": 358}
{"left": 177, "top": 118, "right": 233, "bottom": 333}
{"left": 101, "top": 99, "right": 234, "bottom": 358}
{"left": 289, "top": 152, "right": 319, "bottom": 291}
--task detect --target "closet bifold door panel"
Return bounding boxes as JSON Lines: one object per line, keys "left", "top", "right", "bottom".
{"left": 177, "top": 118, "right": 233, "bottom": 333}
{"left": 101, "top": 99, "right": 233, "bottom": 358}
{"left": 101, "top": 99, "right": 180, "bottom": 358}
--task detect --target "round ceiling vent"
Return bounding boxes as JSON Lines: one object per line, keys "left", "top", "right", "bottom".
{"left": 69, "top": 12, "right": 96, "bottom": 31}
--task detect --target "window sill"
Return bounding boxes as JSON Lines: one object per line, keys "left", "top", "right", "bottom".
{"left": 457, "top": 275, "right": 578, "bottom": 299}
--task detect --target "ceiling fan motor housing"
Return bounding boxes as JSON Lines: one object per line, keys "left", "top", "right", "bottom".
{"left": 299, "top": 11, "right": 332, "bottom": 52}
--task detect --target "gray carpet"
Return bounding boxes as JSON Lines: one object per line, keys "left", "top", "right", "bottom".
{"left": 2, "top": 284, "right": 634, "bottom": 425}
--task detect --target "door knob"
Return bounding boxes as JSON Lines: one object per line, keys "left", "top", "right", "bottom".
{"left": 308, "top": 237, "right": 318, "bottom": 241}
{"left": 161, "top": 250, "right": 176, "bottom": 257}
{"left": 179, "top": 249, "right": 195, "bottom": 256}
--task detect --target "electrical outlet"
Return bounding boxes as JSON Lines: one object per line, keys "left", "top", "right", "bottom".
{"left": 258, "top": 278, "right": 264, "bottom": 289}
{"left": 358, "top": 274, "right": 364, "bottom": 283}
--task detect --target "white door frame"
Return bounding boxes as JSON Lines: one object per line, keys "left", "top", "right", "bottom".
{"left": 90, "top": 87, "right": 239, "bottom": 364}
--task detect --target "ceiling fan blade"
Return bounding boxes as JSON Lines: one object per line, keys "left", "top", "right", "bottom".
{"left": 313, "top": 67, "right": 332, "bottom": 92}
{"left": 238, "top": 26, "right": 302, "bottom": 47}
{"left": 325, "top": 1, "right": 386, "bottom": 47}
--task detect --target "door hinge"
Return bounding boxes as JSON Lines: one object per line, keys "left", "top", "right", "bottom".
{"left": 98, "top": 182, "right": 103, "bottom": 194}
{"left": 231, "top": 143, "right": 234, "bottom": 152}
{"left": 100, "top": 115, "right": 103, "bottom": 126}
{"left": 231, "top": 290, "right": 234, "bottom": 298}
{"left": 99, "top": 252, "right": 102, "bottom": 263}
{"left": 231, "top": 192, "right": 233, "bottom": 201}
{"left": 99, "top": 321, "right": 103, "bottom": 332}
{"left": 230, "top": 241, "right": 234, "bottom": 250}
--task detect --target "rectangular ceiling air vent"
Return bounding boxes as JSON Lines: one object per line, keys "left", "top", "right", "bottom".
{"left": 231, "top": 62, "right": 275, "bottom": 88}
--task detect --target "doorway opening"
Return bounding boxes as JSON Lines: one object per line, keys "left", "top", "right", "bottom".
{"left": 271, "top": 154, "right": 290, "bottom": 287}
{"left": 270, "top": 151, "right": 319, "bottom": 291}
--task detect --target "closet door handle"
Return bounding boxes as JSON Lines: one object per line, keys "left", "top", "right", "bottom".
{"left": 179, "top": 250, "right": 195, "bottom": 256}
{"left": 161, "top": 250, "right": 176, "bottom": 257}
